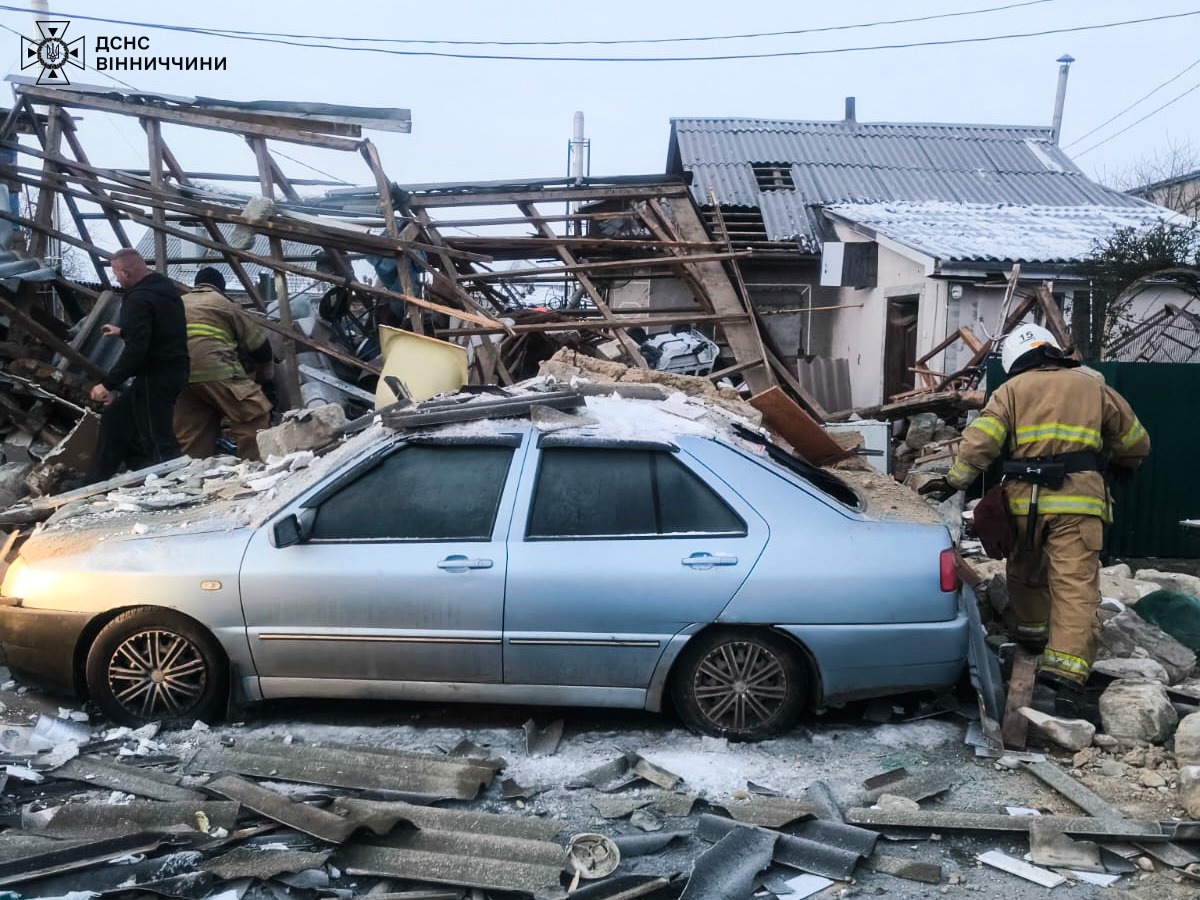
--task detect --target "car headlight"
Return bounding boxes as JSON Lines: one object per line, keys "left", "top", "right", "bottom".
{"left": 1, "top": 558, "right": 60, "bottom": 604}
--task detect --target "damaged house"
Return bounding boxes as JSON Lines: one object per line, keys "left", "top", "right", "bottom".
{"left": 662, "top": 99, "right": 1188, "bottom": 410}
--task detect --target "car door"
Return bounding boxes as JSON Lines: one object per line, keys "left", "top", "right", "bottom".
{"left": 503, "top": 439, "right": 769, "bottom": 689}
{"left": 239, "top": 436, "right": 525, "bottom": 693}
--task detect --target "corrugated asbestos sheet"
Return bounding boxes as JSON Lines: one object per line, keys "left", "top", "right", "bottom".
{"left": 985, "top": 359, "right": 1200, "bottom": 559}
{"left": 824, "top": 201, "right": 1178, "bottom": 264}
{"left": 670, "top": 117, "right": 1151, "bottom": 249}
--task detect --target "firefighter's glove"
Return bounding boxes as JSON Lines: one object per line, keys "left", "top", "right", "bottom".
{"left": 918, "top": 476, "right": 958, "bottom": 503}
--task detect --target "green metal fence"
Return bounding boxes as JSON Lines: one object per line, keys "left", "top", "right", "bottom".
{"left": 984, "top": 359, "right": 1200, "bottom": 559}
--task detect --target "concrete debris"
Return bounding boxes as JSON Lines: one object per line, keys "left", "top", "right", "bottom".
{"left": 1180, "top": 766, "right": 1200, "bottom": 818}
{"left": 1018, "top": 707, "right": 1096, "bottom": 751}
{"left": 1094, "top": 657, "right": 1172, "bottom": 684}
{"left": 875, "top": 794, "right": 921, "bottom": 813}
{"left": 255, "top": 403, "right": 347, "bottom": 459}
{"left": 1177, "top": 712, "right": 1200, "bottom": 765}
{"left": 1099, "top": 679, "right": 1179, "bottom": 744}
{"left": 863, "top": 850, "right": 943, "bottom": 883}
{"left": 1135, "top": 569, "right": 1200, "bottom": 599}
{"left": 1099, "top": 609, "right": 1196, "bottom": 685}
{"left": 1028, "top": 821, "right": 1104, "bottom": 871}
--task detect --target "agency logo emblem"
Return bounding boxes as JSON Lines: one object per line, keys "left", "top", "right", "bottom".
{"left": 20, "top": 21, "right": 84, "bottom": 86}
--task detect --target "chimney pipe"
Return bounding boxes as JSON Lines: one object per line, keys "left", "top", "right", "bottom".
{"left": 1050, "top": 54, "right": 1074, "bottom": 145}
{"left": 844, "top": 96, "right": 856, "bottom": 124}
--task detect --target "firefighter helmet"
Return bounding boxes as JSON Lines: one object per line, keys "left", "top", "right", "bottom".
{"left": 1001, "top": 324, "right": 1061, "bottom": 374}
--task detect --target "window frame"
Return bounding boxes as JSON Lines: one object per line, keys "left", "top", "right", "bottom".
{"left": 524, "top": 443, "right": 748, "bottom": 542}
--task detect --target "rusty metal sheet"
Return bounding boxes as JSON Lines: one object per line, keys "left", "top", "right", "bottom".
{"left": 37, "top": 801, "right": 239, "bottom": 837}
{"left": 201, "top": 847, "right": 332, "bottom": 880}
{"left": 51, "top": 756, "right": 204, "bottom": 802}
{"left": 188, "top": 739, "right": 496, "bottom": 799}
{"left": 335, "top": 830, "right": 569, "bottom": 899}
{"left": 333, "top": 797, "right": 560, "bottom": 842}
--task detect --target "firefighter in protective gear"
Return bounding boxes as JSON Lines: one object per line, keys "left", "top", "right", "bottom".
{"left": 173, "top": 268, "right": 275, "bottom": 461}
{"left": 943, "top": 324, "right": 1150, "bottom": 691}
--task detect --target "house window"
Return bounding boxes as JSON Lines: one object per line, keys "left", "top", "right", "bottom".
{"left": 751, "top": 162, "right": 795, "bottom": 191}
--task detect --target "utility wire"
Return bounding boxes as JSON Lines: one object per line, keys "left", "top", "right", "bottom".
{"left": 1073, "top": 78, "right": 1200, "bottom": 157}
{"left": 4, "top": 0, "right": 1067, "bottom": 47}
{"left": 0, "top": 5, "right": 1196, "bottom": 62}
{"left": 1064, "top": 56, "right": 1200, "bottom": 148}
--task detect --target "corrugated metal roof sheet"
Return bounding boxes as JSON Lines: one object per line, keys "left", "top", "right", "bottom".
{"left": 670, "top": 117, "right": 1149, "bottom": 246}
{"left": 825, "top": 201, "right": 1180, "bottom": 264}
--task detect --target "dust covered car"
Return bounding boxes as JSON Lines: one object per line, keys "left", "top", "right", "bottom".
{"left": 0, "top": 389, "right": 968, "bottom": 740}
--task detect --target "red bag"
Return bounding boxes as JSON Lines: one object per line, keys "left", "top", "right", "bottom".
{"left": 973, "top": 483, "right": 1017, "bottom": 560}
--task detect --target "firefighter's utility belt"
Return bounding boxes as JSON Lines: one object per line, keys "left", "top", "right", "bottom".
{"left": 1001, "top": 451, "right": 1102, "bottom": 548}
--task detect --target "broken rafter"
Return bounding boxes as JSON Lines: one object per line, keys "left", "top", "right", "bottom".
{"left": 453, "top": 249, "right": 752, "bottom": 283}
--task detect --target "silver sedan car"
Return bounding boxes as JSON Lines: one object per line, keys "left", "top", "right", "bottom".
{"left": 0, "top": 396, "right": 967, "bottom": 740}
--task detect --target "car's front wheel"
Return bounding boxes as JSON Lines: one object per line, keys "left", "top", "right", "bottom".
{"left": 85, "top": 608, "right": 227, "bottom": 727}
{"left": 671, "top": 629, "right": 806, "bottom": 740}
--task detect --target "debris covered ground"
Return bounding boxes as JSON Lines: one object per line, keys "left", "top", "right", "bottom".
{"left": 1, "top": 369, "right": 1200, "bottom": 898}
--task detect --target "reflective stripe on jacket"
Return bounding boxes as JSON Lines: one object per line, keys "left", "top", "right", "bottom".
{"left": 946, "top": 366, "right": 1150, "bottom": 522}
{"left": 182, "top": 286, "right": 269, "bottom": 384}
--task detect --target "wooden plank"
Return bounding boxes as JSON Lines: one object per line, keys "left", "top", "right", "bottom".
{"left": 658, "top": 197, "right": 774, "bottom": 395}
{"left": 405, "top": 183, "right": 691, "bottom": 209}
{"left": 59, "top": 115, "right": 134, "bottom": 250}
{"left": 958, "top": 326, "right": 983, "bottom": 354}
{"left": 1002, "top": 648, "right": 1038, "bottom": 751}
{"left": 0, "top": 294, "right": 105, "bottom": 380}
{"left": 435, "top": 312, "right": 750, "bottom": 337}
{"left": 252, "top": 137, "right": 301, "bottom": 409}
{"left": 15, "top": 84, "right": 363, "bottom": 151}
{"left": 453, "top": 250, "right": 751, "bottom": 283}
{"left": 749, "top": 387, "right": 848, "bottom": 466}
{"left": 1034, "top": 282, "right": 1073, "bottom": 352}
{"left": 28, "top": 101, "right": 62, "bottom": 260}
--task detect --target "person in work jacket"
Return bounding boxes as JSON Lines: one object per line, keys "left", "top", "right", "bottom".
{"left": 88, "top": 249, "right": 189, "bottom": 482}
{"left": 933, "top": 324, "right": 1150, "bottom": 712}
{"left": 173, "top": 267, "right": 275, "bottom": 461}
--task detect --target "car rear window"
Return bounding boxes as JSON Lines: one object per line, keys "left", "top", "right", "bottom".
{"left": 731, "top": 425, "right": 863, "bottom": 510}
{"left": 527, "top": 447, "right": 746, "bottom": 539}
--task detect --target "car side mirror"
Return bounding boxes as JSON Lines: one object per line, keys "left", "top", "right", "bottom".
{"left": 272, "top": 509, "right": 315, "bottom": 548}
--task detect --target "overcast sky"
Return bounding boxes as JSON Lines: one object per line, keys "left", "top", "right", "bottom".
{"left": 4, "top": 0, "right": 1200, "bottom": 199}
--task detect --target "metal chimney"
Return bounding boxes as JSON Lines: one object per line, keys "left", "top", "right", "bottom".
{"left": 844, "top": 96, "right": 856, "bottom": 125}
{"left": 569, "top": 111, "right": 586, "bottom": 184}
{"left": 1050, "top": 54, "right": 1074, "bottom": 145}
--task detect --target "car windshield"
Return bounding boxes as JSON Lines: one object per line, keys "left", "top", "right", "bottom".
{"left": 730, "top": 424, "right": 863, "bottom": 510}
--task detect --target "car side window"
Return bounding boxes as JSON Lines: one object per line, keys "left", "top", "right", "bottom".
{"left": 527, "top": 447, "right": 746, "bottom": 539}
{"left": 310, "top": 444, "right": 514, "bottom": 541}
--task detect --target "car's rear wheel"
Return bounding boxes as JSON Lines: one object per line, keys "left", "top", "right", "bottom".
{"left": 85, "top": 608, "right": 226, "bottom": 727}
{"left": 671, "top": 629, "right": 806, "bottom": 740}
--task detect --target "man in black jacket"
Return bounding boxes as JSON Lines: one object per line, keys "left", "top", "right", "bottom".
{"left": 87, "top": 249, "right": 190, "bottom": 481}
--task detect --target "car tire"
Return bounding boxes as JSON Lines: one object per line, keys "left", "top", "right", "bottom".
{"left": 671, "top": 628, "right": 806, "bottom": 741}
{"left": 85, "top": 607, "right": 227, "bottom": 727}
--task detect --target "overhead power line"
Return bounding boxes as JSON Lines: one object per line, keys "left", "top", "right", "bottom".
{"left": 0, "top": 5, "right": 1197, "bottom": 62}
{"left": 16, "top": 0, "right": 1068, "bottom": 47}
{"left": 1073, "top": 78, "right": 1200, "bottom": 157}
{"left": 1065, "top": 56, "right": 1200, "bottom": 149}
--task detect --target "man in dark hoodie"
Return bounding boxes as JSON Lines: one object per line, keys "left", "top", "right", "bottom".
{"left": 88, "top": 249, "right": 190, "bottom": 481}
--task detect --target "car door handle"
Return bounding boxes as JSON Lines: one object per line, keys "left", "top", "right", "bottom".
{"left": 437, "top": 556, "right": 494, "bottom": 571}
{"left": 681, "top": 553, "right": 738, "bottom": 569}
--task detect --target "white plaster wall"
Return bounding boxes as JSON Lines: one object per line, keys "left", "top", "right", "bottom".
{"left": 825, "top": 228, "right": 934, "bottom": 407}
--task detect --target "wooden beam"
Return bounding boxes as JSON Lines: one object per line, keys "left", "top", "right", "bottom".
{"left": 15, "top": 84, "right": 364, "bottom": 151}
{"left": 436, "top": 311, "right": 751, "bottom": 337}
{"left": 58, "top": 115, "right": 134, "bottom": 250}
{"left": 145, "top": 118, "right": 168, "bottom": 273}
{"left": 406, "top": 183, "right": 691, "bottom": 209}
{"left": 249, "top": 313, "right": 380, "bottom": 377}
{"left": 518, "top": 200, "right": 646, "bottom": 366}
{"left": 29, "top": 101, "right": 62, "bottom": 260}
{"left": 454, "top": 249, "right": 751, "bottom": 283}
{"left": 0, "top": 294, "right": 105, "bottom": 380}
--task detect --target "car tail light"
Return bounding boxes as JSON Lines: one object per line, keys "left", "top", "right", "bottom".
{"left": 940, "top": 548, "right": 961, "bottom": 592}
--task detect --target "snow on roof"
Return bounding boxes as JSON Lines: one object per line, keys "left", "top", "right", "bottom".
{"left": 824, "top": 200, "right": 1183, "bottom": 264}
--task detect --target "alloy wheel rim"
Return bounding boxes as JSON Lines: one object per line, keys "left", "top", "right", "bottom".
{"left": 693, "top": 640, "right": 788, "bottom": 731}
{"left": 107, "top": 628, "right": 207, "bottom": 719}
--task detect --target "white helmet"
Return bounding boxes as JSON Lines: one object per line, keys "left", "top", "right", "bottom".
{"left": 1001, "top": 324, "right": 1061, "bottom": 373}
